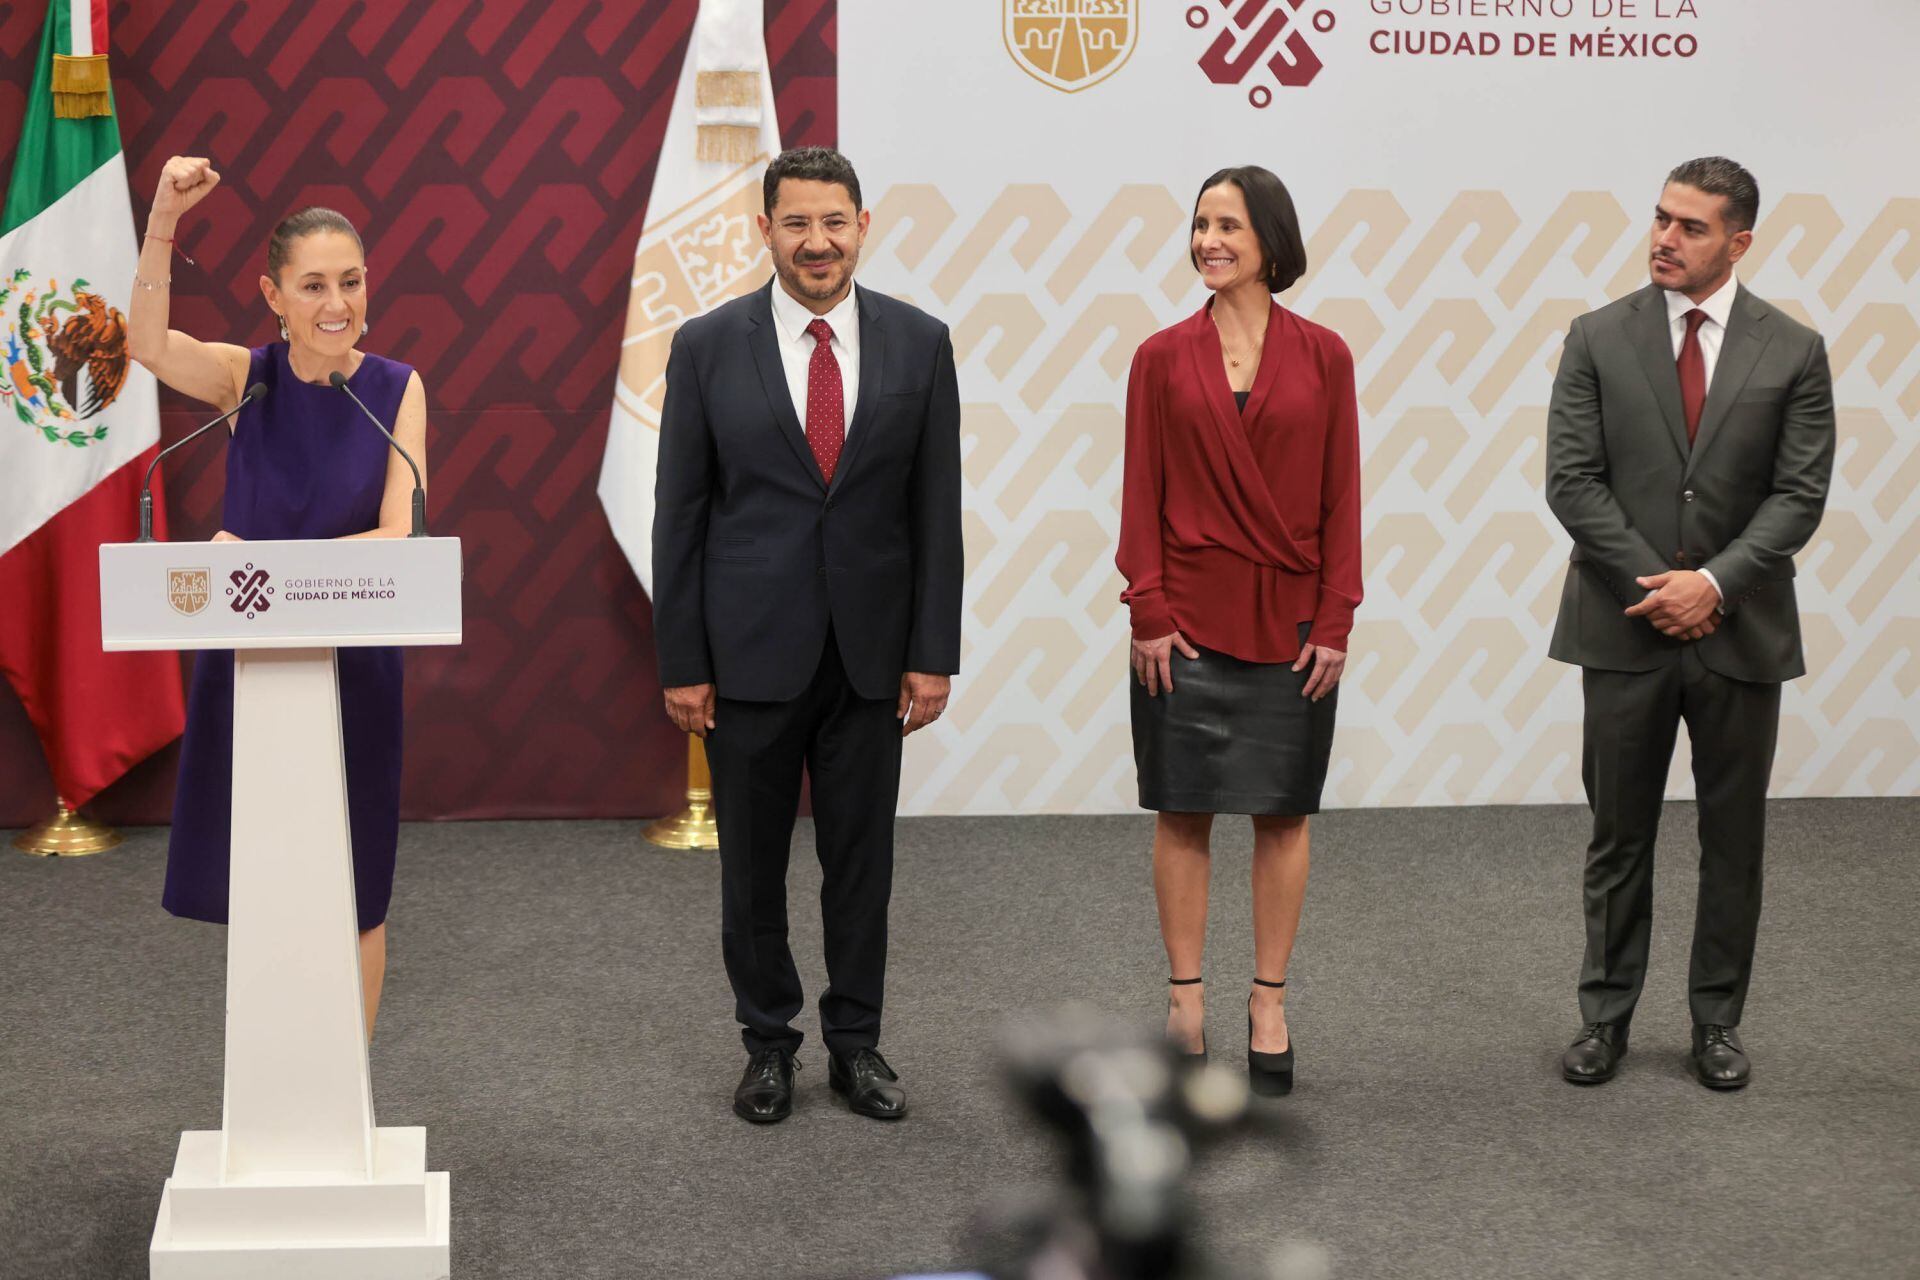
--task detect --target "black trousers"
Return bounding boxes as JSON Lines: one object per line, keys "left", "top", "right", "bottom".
{"left": 1578, "top": 649, "right": 1780, "bottom": 1028}
{"left": 705, "top": 633, "right": 903, "bottom": 1057}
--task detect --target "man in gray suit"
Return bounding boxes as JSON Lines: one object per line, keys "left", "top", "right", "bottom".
{"left": 1545, "top": 157, "right": 1834, "bottom": 1090}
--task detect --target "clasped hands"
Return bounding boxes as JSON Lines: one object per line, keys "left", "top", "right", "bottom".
{"left": 663, "top": 672, "right": 952, "bottom": 739}
{"left": 1624, "top": 569, "right": 1721, "bottom": 640}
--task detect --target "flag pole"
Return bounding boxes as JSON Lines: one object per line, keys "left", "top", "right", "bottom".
{"left": 13, "top": 797, "right": 122, "bottom": 856}
{"left": 644, "top": 734, "right": 720, "bottom": 849}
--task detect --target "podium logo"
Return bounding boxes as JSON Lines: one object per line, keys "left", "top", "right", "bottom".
{"left": 226, "top": 564, "right": 274, "bottom": 619}
{"left": 166, "top": 568, "right": 210, "bottom": 617}
{"left": 1190, "top": 0, "right": 1336, "bottom": 106}
{"left": 1006, "top": 0, "right": 1137, "bottom": 94}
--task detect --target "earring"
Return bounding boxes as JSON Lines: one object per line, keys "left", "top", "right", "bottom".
{"left": 277, "top": 316, "right": 288, "bottom": 342}
{"left": 361, "top": 320, "right": 370, "bottom": 336}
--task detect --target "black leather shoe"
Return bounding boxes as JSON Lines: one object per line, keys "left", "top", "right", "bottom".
{"left": 828, "top": 1047, "right": 908, "bottom": 1120}
{"left": 733, "top": 1047, "right": 797, "bottom": 1124}
{"left": 1246, "top": 978, "right": 1293, "bottom": 1097}
{"left": 1690, "top": 1024, "right": 1751, "bottom": 1089}
{"left": 1561, "top": 1022, "right": 1627, "bottom": 1084}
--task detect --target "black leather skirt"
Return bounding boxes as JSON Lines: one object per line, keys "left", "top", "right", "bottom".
{"left": 1130, "top": 627, "right": 1338, "bottom": 816}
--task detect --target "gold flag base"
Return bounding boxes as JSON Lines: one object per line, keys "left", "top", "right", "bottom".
{"left": 14, "top": 800, "right": 122, "bottom": 857}
{"left": 645, "top": 736, "right": 720, "bottom": 850}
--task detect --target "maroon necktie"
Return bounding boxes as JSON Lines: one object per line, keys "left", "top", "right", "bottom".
{"left": 803, "top": 317, "right": 844, "bottom": 483}
{"left": 1677, "top": 308, "right": 1708, "bottom": 446}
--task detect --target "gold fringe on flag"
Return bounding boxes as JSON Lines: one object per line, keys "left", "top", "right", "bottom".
{"left": 51, "top": 53, "right": 111, "bottom": 119}
{"left": 695, "top": 70, "right": 760, "bottom": 108}
{"left": 696, "top": 125, "right": 759, "bottom": 165}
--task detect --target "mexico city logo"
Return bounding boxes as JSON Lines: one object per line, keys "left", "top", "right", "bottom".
{"left": 1006, "top": 0, "right": 1137, "bottom": 93}
{"left": 1190, "top": 0, "right": 1336, "bottom": 106}
{"left": 226, "top": 564, "right": 274, "bottom": 619}
{"left": 166, "top": 568, "right": 210, "bottom": 617}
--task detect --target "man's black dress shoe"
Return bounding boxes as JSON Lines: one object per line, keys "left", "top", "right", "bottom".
{"left": 828, "top": 1047, "right": 908, "bottom": 1120}
{"left": 1561, "top": 1022, "right": 1627, "bottom": 1084}
{"left": 1690, "top": 1024, "right": 1751, "bottom": 1089}
{"left": 733, "top": 1047, "right": 797, "bottom": 1124}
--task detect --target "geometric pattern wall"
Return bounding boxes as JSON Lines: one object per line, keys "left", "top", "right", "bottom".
{"left": 0, "top": 0, "right": 836, "bottom": 826}
{"left": 857, "top": 184, "right": 1920, "bottom": 812}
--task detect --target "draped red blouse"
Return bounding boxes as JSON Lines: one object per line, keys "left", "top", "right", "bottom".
{"left": 1117, "top": 299, "right": 1363, "bottom": 661}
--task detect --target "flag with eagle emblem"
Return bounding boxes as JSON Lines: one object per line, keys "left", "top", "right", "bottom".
{"left": 0, "top": 0, "right": 184, "bottom": 812}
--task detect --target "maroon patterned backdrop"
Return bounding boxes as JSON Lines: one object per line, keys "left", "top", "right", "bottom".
{"left": 0, "top": 0, "right": 836, "bottom": 826}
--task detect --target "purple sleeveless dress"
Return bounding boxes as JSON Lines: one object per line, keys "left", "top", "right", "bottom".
{"left": 163, "top": 343, "right": 412, "bottom": 932}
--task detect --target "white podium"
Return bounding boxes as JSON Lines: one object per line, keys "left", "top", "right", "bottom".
{"left": 102, "top": 538, "right": 461, "bottom": 1280}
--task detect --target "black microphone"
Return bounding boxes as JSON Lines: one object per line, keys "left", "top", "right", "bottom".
{"left": 138, "top": 382, "right": 268, "bottom": 543}
{"left": 329, "top": 371, "right": 427, "bottom": 537}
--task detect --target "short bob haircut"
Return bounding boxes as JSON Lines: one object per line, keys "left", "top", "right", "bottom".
{"left": 1189, "top": 166, "right": 1308, "bottom": 293}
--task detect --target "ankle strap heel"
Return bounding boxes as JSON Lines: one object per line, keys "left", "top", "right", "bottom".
{"left": 1166, "top": 976, "right": 1206, "bottom": 1062}
{"left": 1246, "top": 978, "right": 1294, "bottom": 1097}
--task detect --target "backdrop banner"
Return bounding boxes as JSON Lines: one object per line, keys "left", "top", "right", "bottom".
{"left": 841, "top": 0, "right": 1920, "bottom": 814}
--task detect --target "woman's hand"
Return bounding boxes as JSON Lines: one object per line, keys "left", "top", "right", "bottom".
{"left": 151, "top": 156, "right": 219, "bottom": 229}
{"left": 211, "top": 530, "right": 243, "bottom": 543}
{"left": 1295, "top": 643, "right": 1345, "bottom": 701}
{"left": 1131, "top": 630, "right": 1199, "bottom": 697}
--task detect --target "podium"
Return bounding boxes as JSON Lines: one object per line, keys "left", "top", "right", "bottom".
{"left": 101, "top": 537, "right": 461, "bottom": 1280}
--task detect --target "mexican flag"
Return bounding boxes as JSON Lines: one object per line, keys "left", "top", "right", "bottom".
{"left": 0, "top": 0, "right": 184, "bottom": 811}
{"left": 597, "top": 0, "right": 782, "bottom": 594}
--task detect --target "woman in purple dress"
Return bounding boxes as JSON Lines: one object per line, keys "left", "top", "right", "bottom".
{"left": 127, "top": 156, "right": 429, "bottom": 1039}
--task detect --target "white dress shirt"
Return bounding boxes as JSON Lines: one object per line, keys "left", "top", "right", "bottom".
{"left": 769, "top": 279, "right": 860, "bottom": 436}
{"left": 1664, "top": 272, "right": 1738, "bottom": 385}
{"left": 1662, "top": 272, "right": 1740, "bottom": 606}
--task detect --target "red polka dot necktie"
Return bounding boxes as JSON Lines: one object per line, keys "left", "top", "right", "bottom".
{"left": 804, "top": 317, "right": 844, "bottom": 484}
{"left": 1677, "top": 308, "right": 1708, "bottom": 446}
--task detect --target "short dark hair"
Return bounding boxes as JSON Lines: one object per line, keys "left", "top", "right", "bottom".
{"left": 266, "top": 207, "right": 364, "bottom": 281}
{"left": 1190, "top": 166, "right": 1308, "bottom": 293}
{"left": 763, "top": 147, "right": 863, "bottom": 215}
{"left": 1666, "top": 156, "right": 1761, "bottom": 234}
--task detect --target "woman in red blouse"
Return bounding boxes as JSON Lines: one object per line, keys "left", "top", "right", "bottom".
{"left": 1117, "top": 166, "right": 1362, "bottom": 1096}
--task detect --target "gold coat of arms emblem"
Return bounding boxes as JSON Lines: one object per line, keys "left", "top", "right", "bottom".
{"left": 167, "top": 568, "right": 210, "bottom": 617}
{"left": 1006, "top": 0, "right": 1137, "bottom": 93}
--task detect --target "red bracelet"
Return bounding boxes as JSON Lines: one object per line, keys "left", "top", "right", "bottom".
{"left": 145, "top": 231, "right": 197, "bottom": 267}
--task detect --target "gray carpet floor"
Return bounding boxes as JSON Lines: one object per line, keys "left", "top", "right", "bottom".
{"left": 2, "top": 801, "right": 1916, "bottom": 1280}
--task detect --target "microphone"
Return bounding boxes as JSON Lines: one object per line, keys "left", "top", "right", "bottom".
{"left": 138, "top": 383, "right": 267, "bottom": 543}
{"left": 329, "top": 371, "right": 427, "bottom": 537}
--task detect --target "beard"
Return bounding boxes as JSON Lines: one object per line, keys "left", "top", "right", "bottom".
{"left": 776, "top": 246, "right": 858, "bottom": 304}
{"left": 1651, "top": 248, "right": 1729, "bottom": 295}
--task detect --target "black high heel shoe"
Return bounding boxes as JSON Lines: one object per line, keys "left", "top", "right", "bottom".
{"left": 1247, "top": 977, "right": 1293, "bottom": 1097}
{"left": 1167, "top": 975, "right": 1207, "bottom": 1064}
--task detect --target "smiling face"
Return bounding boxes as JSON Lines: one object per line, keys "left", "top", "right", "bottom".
{"left": 260, "top": 230, "right": 367, "bottom": 355}
{"left": 1649, "top": 181, "right": 1750, "bottom": 300}
{"left": 1191, "top": 181, "right": 1267, "bottom": 295}
{"left": 1190, "top": 181, "right": 1267, "bottom": 293}
{"left": 760, "top": 178, "right": 869, "bottom": 311}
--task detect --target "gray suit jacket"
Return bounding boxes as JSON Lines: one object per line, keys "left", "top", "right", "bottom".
{"left": 1545, "top": 283, "right": 1834, "bottom": 682}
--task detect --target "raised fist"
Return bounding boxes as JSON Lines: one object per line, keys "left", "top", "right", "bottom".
{"left": 151, "top": 156, "right": 219, "bottom": 225}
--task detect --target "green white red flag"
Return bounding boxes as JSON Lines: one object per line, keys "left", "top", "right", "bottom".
{"left": 0, "top": 0, "right": 184, "bottom": 810}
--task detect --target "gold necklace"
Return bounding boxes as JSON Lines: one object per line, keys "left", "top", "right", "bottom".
{"left": 1213, "top": 326, "right": 1259, "bottom": 364}
{"left": 1213, "top": 315, "right": 1262, "bottom": 368}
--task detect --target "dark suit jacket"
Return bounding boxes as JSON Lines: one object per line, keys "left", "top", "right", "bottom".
{"left": 651, "top": 280, "right": 963, "bottom": 703}
{"left": 1545, "top": 283, "right": 1834, "bottom": 682}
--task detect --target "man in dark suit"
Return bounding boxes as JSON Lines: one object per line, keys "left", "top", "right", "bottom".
{"left": 652, "top": 147, "right": 962, "bottom": 1123}
{"left": 1545, "top": 156, "right": 1834, "bottom": 1090}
